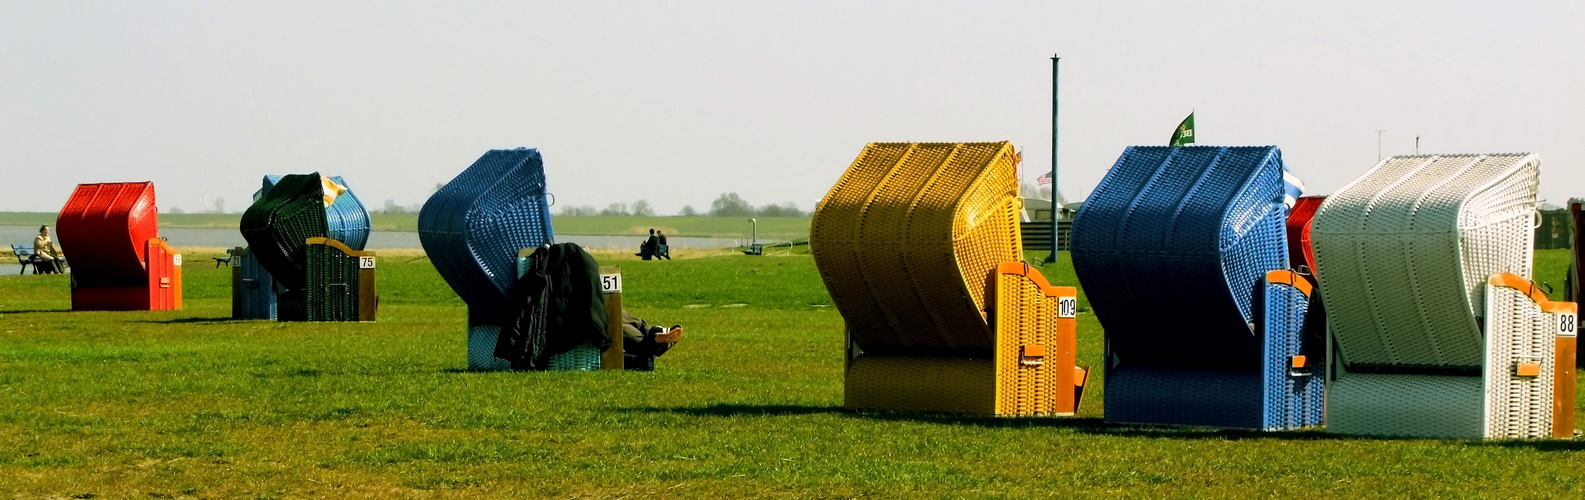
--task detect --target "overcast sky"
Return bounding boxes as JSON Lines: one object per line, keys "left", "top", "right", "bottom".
{"left": 3, "top": 1, "right": 1581, "bottom": 215}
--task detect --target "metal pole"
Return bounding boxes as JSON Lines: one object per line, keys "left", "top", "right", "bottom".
{"left": 1043, "top": 55, "right": 1061, "bottom": 265}
{"left": 1376, "top": 130, "right": 1384, "bottom": 160}
{"left": 1416, "top": 136, "right": 1420, "bottom": 155}
{"left": 750, "top": 218, "right": 757, "bottom": 246}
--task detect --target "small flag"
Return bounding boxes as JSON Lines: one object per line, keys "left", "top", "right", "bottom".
{"left": 1282, "top": 168, "right": 1305, "bottom": 209}
{"left": 1037, "top": 172, "right": 1053, "bottom": 185}
{"left": 1170, "top": 112, "right": 1195, "bottom": 146}
{"left": 321, "top": 177, "right": 347, "bottom": 207}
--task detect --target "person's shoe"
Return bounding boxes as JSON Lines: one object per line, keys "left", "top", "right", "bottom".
{"left": 657, "top": 325, "right": 683, "bottom": 343}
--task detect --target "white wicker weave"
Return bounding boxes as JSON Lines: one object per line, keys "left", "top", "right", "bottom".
{"left": 1483, "top": 281, "right": 1554, "bottom": 438}
{"left": 1312, "top": 153, "right": 1541, "bottom": 438}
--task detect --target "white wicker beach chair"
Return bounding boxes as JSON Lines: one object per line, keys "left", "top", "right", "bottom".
{"left": 1311, "top": 153, "right": 1568, "bottom": 439}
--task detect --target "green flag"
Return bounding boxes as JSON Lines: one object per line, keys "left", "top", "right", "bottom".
{"left": 1169, "top": 112, "right": 1195, "bottom": 146}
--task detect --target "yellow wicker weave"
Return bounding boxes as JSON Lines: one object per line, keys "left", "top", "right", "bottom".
{"left": 845, "top": 355, "right": 997, "bottom": 414}
{"left": 811, "top": 142, "right": 1020, "bottom": 351}
{"left": 993, "top": 262, "right": 1085, "bottom": 415}
{"left": 816, "top": 142, "right": 1084, "bottom": 416}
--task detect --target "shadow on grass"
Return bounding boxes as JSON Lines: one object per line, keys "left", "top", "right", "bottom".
{"left": 632, "top": 403, "right": 1110, "bottom": 431}
{"left": 0, "top": 309, "right": 72, "bottom": 314}
{"left": 632, "top": 404, "right": 1541, "bottom": 443}
{"left": 134, "top": 317, "right": 240, "bottom": 325}
{"left": 634, "top": 403, "right": 846, "bottom": 418}
{"left": 1480, "top": 439, "right": 1585, "bottom": 452}
{"left": 439, "top": 367, "right": 518, "bottom": 374}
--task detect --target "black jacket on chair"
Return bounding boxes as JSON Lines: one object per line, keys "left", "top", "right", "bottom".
{"left": 494, "top": 243, "right": 609, "bottom": 370}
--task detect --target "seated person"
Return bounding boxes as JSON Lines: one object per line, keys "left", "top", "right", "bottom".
{"left": 621, "top": 308, "right": 682, "bottom": 371}
{"left": 33, "top": 226, "right": 65, "bottom": 274}
{"left": 635, "top": 228, "right": 660, "bottom": 260}
{"left": 655, "top": 230, "right": 671, "bottom": 260}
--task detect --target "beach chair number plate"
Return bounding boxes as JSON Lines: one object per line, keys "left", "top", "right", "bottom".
{"left": 172, "top": 254, "right": 182, "bottom": 266}
{"left": 1560, "top": 313, "right": 1578, "bottom": 337}
{"left": 1058, "top": 297, "right": 1077, "bottom": 318}
{"left": 601, "top": 274, "right": 622, "bottom": 294}
{"left": 359, "top": 256, "right": 376, "bottom": 269}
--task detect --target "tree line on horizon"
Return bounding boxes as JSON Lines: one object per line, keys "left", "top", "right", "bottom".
{"left": 159, "top": 185, "right": 1049, "bottom": 217}
{"left": 555, "top": 193, "right": 807, "bottom": 218}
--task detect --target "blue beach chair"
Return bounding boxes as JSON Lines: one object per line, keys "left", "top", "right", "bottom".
{"left": 1070, "top": 145, "right": 1321, "bottom": 430}
{"left": 418, "top": 148, "right": 556, "bottom": 370}
{"left": 239, "top": 173, "right": 373, "bottom": 321}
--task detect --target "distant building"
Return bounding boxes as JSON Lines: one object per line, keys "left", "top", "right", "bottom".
{"left": 1021, "top": 198, "right": 1079, "bottom": 222}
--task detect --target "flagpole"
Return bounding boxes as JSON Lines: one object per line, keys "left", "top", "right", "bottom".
{"left": 1043, "top": 55, "right": 1061, "bottom": 265}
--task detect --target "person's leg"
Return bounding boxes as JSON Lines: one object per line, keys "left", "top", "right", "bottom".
{"left": 621, "top": 320, "right": 645, "bottom": 346}
{"left": 621, "top": 310, "right": 682, "bottom": 370}
{"left": 644, "top": 326, "right": 679, "bottom": 357}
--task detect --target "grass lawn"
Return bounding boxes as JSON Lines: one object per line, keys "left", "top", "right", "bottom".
{"left": 0, "top": 212, "right": 810, "bottom": 240}
{"left": 0, "top": 248, "right": 1581, "bottom": 498}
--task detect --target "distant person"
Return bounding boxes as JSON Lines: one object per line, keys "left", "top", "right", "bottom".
{"left": 636, "top": 228, "right": 659, "bottom": 260}
{"left": 656, "top": 230, "right": 671, "bottom": 260}
{"left": 33, "top": 225, "right": 65, "bottom": 274}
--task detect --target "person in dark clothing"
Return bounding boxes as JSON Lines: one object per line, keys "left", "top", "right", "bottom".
{"left": 636, "top": 229, "right": 659, "bottom": 260}
{"left": 655, "top": 230, "right": 671, "bottom": 260}
{"left": 621, "top": 309, "right": 683, "bottom": 370}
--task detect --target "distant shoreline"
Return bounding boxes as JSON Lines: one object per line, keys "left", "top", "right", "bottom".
{"left": 0, "top": 212, "right": 811, "bottom": 239}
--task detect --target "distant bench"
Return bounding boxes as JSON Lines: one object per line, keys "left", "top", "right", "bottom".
{"left": 9, "top": 244, "right": 48, "bottom": 274}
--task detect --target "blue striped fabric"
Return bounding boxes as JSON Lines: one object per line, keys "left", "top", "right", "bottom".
{"left": 1072, "top": 145, "right": 1316, "bottom": 429}
{"left": 418, "top": 148, "right": 556, "bottom": 326}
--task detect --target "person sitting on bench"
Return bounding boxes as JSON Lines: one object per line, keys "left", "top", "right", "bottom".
{"left": 655, "top": 230, "right": 671, "bottom": 260}
{"left": 33, "top": 226, "right": 65, "bottom": 274}
{"left": 635, "top": 229, "right": 660, "bottom": 260}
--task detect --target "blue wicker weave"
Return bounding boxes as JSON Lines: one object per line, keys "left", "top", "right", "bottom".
{"left": 1071, "top": 145, "right": 1319, "bottom": 429}
{"left": 546, "top": 342, "right": 602, "bottom": 371}
{"left": 1259, "top": 279, "right": 1323, "bottom": 429}
{"left": 323, "top": 176, "right": 371, "bottom": 251}
{"left": 419, "top": 148, "right": 555, "bottom": 324}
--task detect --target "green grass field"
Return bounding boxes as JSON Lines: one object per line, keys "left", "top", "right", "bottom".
{"left": 0, "top": 212, "right": 810, "bottom": 239}
{"left": 1, "top": 249, "right": 1581, "bottom": 498}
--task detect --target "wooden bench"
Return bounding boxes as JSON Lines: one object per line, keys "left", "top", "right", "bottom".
{"left": 10, "top": 244, "right": 47, "bottom": 275}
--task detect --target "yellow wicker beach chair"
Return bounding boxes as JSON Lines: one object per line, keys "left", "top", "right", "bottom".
{"left": 812, "top": 142, "right": 1088, "bottom": 416}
